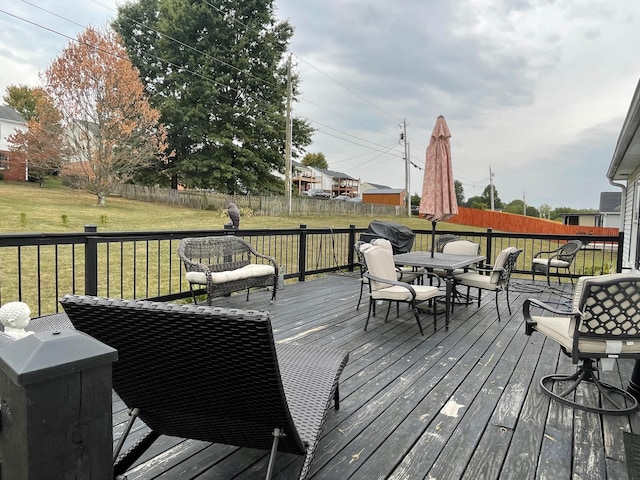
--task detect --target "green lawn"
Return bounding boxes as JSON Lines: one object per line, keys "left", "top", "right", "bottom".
{"left": 0, "top": 179, "right": 471, "bottom": 233}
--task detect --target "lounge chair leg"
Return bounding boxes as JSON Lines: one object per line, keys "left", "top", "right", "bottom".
{"left": 384, "top": 302, "right": 392, "bottom": 322}
{"left": 266, "top": 428, "right": 284, "bottom": 480}
{"left": 114, "top": 422, "right": 161, "bottom": 477}
{"left": 356, "top": 285, "right": 363, "bottom": 310}
{"left": 334, "top": 384, "right": 340, "bottom": 410}
{"left": 114, "top": 407, "right": 140, "bottom": 462}
{"left": 495, "top": 293, "right": 501, "bottom": 322}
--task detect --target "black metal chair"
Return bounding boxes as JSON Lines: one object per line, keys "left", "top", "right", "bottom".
{"left": 453, "top": 247, "right": 522, "bottom": 321}
{"left": 59, "top": 295, "right": 349, "bottom": 480}
{"left": 360, "top": 242, "right": 444, "bottom": 333}
{"left": 524, "top": 273, "right": 640, "bottom": 415}
{"left": 435, "top": 234, "right": 460, "bottom": 253}
{"left": 532, "top": 239, "right": 582, "bottom": 285}
{"left": 354, "top": 239, "right": 422, "bottom": 311}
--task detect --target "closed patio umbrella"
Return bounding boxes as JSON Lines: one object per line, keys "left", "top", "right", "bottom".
{"left": 419, "top": 115, "right": 458, "bottom": 256}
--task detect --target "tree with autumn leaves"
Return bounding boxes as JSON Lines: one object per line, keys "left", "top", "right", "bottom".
{"left": 6, "top": 86, "right": 67, "bottom": 186}
{"left": 43, "top": 26, "right": 170, "bottom": 205}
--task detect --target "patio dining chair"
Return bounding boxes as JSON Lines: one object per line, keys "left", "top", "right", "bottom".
{"left": 523, "top": 273, "right": 640, "bottom": 415}
{"left": 59, "top": 295, "right": 349, "bottom": 480}
{"left": 360, "top": 242, "right": 444, "bottom": 334}
{"left": 354, "top": 239, "right": 422, "bottom": 311}
{"left": 453, "top": 247, "right": 522, "bottom": 321}
{"left": 532, "top": 239, "right": 582, "bottom": 285}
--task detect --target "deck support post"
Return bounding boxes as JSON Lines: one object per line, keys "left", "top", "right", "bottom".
{"left": 0, "top": 329, "right": 117, "bottom": 479}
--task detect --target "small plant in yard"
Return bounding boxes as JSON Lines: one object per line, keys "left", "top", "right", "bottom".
{"left": 20, "top": 212, "right": 27, "bottom": 226}
{"left": 584, "top": 263, "right": 615, "bottom": 276}
{"left": 220, "top": 206, "right": 254, "bottom": 219}
{"left": 100, "top": 214, "right": 108, "bottom": 225}
{"left": 61, "top": 214, "right": 68, "bottom": 225}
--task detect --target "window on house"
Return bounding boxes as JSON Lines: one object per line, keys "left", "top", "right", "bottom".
{"left": 0, "top": 153, "right": 8, "bottom": 170}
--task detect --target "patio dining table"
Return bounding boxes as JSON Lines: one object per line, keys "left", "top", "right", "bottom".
{"left": 393, "top": 251, "right": 486, "bottom": 328}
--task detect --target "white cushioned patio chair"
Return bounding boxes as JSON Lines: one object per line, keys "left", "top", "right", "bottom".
{"left": 532, "top": 239, "right": 582, "bottom": 285}
{"left": 454, "top": 247, "right": 522, "bottom": 321}
{"left": 360, "top": 242, "right": 444, "bottom": 334}
{"left": 354, "top": 239, "right": 422, "bottom": 311}
{"left": 431, "top": 239, "right": 481, "bottom": 277}
{"left": 523, "top": 273, "right": 640, "bottom": 415}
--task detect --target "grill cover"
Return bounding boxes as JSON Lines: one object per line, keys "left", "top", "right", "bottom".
{"left": 359, "top": 220, "right": 415, "bottom": 254}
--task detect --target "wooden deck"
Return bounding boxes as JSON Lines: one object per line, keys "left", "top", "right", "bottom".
{"left": 114, "top": 272, "right": 638, "bottom": 480}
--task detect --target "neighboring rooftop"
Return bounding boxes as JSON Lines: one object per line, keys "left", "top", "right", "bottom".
{"left": 0, "top": 105, "right": 26, "bottom": 123}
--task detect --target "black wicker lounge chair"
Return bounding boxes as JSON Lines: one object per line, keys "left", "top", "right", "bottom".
{"left": 59, "top": 295, "right": 349, "bottom": 480}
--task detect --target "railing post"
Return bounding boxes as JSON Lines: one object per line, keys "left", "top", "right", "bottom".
{"left": 486, "top": 228, "right": 493, "bottom": 265}
{"left": 298, "top": 224, "right": 307, "bottom": 282}
{"left": 617, "top": 231, "right": 625, "bottom": 272}
{"left": 348, "top": 224, "right": 356, "bottom": 272}
{"left": 0, "top": 329, "right": 118, "bottom": 479}
{"left": 84, "top": 225, "right": 98, "bottom": 296}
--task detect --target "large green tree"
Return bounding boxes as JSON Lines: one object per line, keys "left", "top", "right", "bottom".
{"left": 113, "top": 0, "right": 313, "bottom": 194}
{"left": 302, "top": 152, "right": 328, "bottom": 170}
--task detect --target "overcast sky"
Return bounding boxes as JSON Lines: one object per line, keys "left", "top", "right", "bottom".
{"left": 1, "top": 0, "right": 639, "bottom": 209}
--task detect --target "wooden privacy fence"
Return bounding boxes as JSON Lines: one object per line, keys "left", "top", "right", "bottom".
{"left": 448, "top": 206, "right": 619, "bottom": 236}
{"left": 113, "top": 184, "right": 404, "bottom": 217}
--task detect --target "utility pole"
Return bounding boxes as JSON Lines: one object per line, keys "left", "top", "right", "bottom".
{"left": 402, "top": 119, "right": 410, "bottom": 217}
{"left": 523, "top": 191, "right": 526, "bottom": 216}
{"left": 489, "top": 167, "right": 495, "bottom": 211}
{"left": 284, "top": 54, "right": 292, "bottom": 215}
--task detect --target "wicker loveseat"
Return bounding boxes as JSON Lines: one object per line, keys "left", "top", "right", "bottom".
{"left": 178, "top": 235, "right": 279, "bottom": 304}
{"left": 59, "top": 295, "right": 349, "bottom": 480}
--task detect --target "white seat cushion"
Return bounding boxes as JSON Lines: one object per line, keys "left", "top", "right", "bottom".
{"left": 531, "top": 315, "right": 640, "bottom": 355}
{"left": 532, "top": 258, "right": 570, "bottom": 268}
{"left": 371, "top": 285, "right": 440, "bottom": 302}
{"left": 454, "top": 272, "right": 499, "bottom": 291}
{"left": 186, "top": 271, "right": 208, "bottom": 285}
{"left": 186, "top": 264, "right": 275, "bottom": 285}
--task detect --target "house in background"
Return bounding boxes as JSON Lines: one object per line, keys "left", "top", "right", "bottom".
{"left": 303, "top": 167, "right": 359, "bottom": 197}
{"left": 291, "top": 161, "right": 318, "bottom": 194}
{"left": 360, "top": 181, "right": 391, "bottom": 194}
{"left": 598, "top": 191, "right": 622, "bottom": 228}
{"left": 0, "top": 105, "right": 27, "bottom": 181}
{"left": 607, "top": 78, "right": 640, "bottom": 269}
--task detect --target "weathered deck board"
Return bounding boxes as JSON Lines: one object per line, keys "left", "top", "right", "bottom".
{"left": 111, "top": 274, "right": 637, "bottom": 480}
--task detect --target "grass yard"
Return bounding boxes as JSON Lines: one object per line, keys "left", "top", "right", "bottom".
{"left": 0, "top": 179, "right": 472, "bottom": 233}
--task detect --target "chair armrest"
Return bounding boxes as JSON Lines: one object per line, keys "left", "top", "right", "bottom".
{"left": 523, "top": 298, "right": 576, "bottom": 335}
{"left": 422, "top": 272, "right": 442, "bottom": 288}
{"left": 533, "top": 247, "right": 561, "bottom": 259}
{"left": 363, "top": 272, "right": 417, "bottom": 299}
{"left": 181, "top": 256, "right": 212, "bottom": 275}
{"left": 241, "top": 241, "right": 279, "bottom": 270}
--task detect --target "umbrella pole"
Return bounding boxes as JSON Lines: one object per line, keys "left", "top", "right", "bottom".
{"left": 431, "top": 220, "right": 437, "bottom": 257}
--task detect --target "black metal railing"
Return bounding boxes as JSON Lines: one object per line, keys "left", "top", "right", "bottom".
{"left": 0, "top": 225, "right": 623, "bottom": 316}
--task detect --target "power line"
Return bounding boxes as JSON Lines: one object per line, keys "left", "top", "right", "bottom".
{"left": 8, "top": 1, "right": 412, "bottom": 181}
{"left": 1, "top": 6, "right": 241, "bottom": 93}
